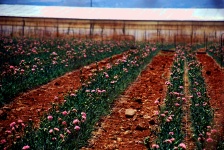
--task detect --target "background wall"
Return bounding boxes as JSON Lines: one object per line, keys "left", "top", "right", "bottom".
{"left": 0, "top": 17, "right": 223, "bottom": 45}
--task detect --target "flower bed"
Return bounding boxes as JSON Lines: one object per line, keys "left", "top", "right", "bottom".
{"left": 1, "top": 43, "right": 159, "bottom": 149}
{"left": 0, "top": 36, "right": 133, "bottom": 106}
{"left": 186, "top": 49, "right": 215, "bottom": 149}
{"left": 145, "top": 45, "right": 221, "bottom": 150}
{"left": 207, "top": 44, "right": 224, "bottom": 67}
{"left": 146, "top": 47, "right": 186, "bottom": 149}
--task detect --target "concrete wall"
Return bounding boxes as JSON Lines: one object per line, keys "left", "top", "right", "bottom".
{"left": 0, "top": 16, "right": 224, "bottom": 44}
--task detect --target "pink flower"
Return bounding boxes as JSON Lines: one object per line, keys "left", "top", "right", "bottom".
{"left": 160, "top": 114, "right": 166, "bottom": 117}
{"left": 52, "top": 137, "right": 57, "bottom": 141}
{"left": 5, "top": 130, "right": 11, "bottom": 134}
{"left": 164, "top": 139, "right": 172, "bottom": 143}
{"left": 165, "top": 81, "right": 171, "bottom": 85}
{"left": 206, "top": 132, "right": 211, "bottom": 136}
{"left": 154, "top": 111, "right": 159, "bottom": 115}
{"left": 62, "top": 121, "right": 67, "bottom": 126}
{"left": 211, "top": 129, "right": 217, "bottom": 134}
{"left": 154, "top": 100, "right": 159, "bottom": 104}
{"left": 70, "top": 93, "right": 76, "bottom": 97}
{"left": 105, "top": 74, "right": 109, "bottom": 78}
{"left": 166, "top": 119, "right": 170, "bottom": 122}
{"left": 82, "top": 115, "right": 86, "bottom": 122}
{"left": 54, "top": 128, "right": 60, "bottom": 132}
{"left": 21, "top": 123, "right": 25, "bottom": 128}
{"left": 169, "top": 132, "right": 174, "bottom": 135}
{"left": 175, "top": 103, "right": 180, "bottom": 107}
{"left": 17, "top": 119, "right": 23, "bottom": 123}
{"left": 203, "top": 102, "right": 207, "bottom": 106}
{"left": 182, "top": 97, "right": 186, "bottom": 101}
{"left": 47, "top": 115, "right": 53, "bottom": 121}
{"left": 10, "top": 122, "right": 16, "bottom": 128}
{"left": 206, "top": 137, "right": 213, "bottom": 143}
{"left": 49, "top": 129, "right": 53, "bottom": 134}
{"left": 1, "top": 139, "right": 6, "bottom": 144}
{"left": 74, "top": 126, "right": 80, "bottom": 131}
{"left": 20, "top": 69, "right": 25, "bottom": 73}
{"left": 66, "top": 129, "right": 71, "bottom": 134}
{"left": 10, "top": 66, "right": 14, "bottom": 69}
{"left": 168, "top": 116, "right": 173, "bottom": 120}
{"left": 207, "top": 126, "right": 211, "bottom": 129}
{"left": 73, "top": 119, "right": 80, "bottom": 125}
{"left": 62, "top": 111, "right": 68, "bottom": 116}
{"left": 22, "top": 145, "right": 30, "bottom": 150}
{"left": 81, "top": 112, "right": 86, "bottom": 117}
{"left": 60, "top": 134, "right": 64, "bottom": 139}
{"left": 151, "top": 144, "right": 159, "bottom": 148}
{"left": 178, "top": 143, "right": 186, "bottom": 149}
{"left": 54, "top": 96, "right": 58, "bottom": 100}
{"left": 51, "top": 52, "right": 58, "bottom": 56}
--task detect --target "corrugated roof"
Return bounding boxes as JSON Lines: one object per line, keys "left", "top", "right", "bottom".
{"left": 0, "top": 4, "right": 224, "bottom": 21}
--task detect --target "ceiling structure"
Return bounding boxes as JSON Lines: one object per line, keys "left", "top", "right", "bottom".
{"left": 0, "top": 4, "right": 224, "bottom": 21}
{"left": 0, "top": 0, "right": 224, "bottom": 8}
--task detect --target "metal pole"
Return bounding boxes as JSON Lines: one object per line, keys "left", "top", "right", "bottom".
{"left": 220, "top": 33, "right": 224, "bottom": 68}
{"left": 90, "top": 0, "right": 92, "bottom": 7}
{"left": 174, "top": 34, "right": 176, "bottom": 50}
{"left": 221, "top": 33, "right": 224, "bottom": 48}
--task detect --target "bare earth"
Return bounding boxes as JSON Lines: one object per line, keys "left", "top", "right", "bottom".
{"left": 1, "top": 51, "right": 223, "bottom": 150}
{"left": 81, "top": 51, "right": 174, "bottom": 150}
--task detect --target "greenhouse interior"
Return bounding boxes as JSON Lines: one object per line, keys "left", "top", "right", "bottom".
{"left": 0, "top": 0, "right": 224, "bottom": 150}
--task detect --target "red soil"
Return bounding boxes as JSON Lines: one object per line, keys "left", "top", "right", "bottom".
{"left": 197, "top": 54, "right": 224, "bottom": 148}
{"left": 1, "top": 51, "right": 223, "bottom": 150}
{"left": 81, "top": 51, "right": 174, "bottom": 150}
{"left": 0, "top": 51, "right": 130, "bottom": 141}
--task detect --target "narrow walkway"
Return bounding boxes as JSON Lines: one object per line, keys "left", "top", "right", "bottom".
{"left": 182, "top": 60, "right": 196, "bottom": 149}
{"left": 81, "top": 51, "right": 174, "bottom": 150}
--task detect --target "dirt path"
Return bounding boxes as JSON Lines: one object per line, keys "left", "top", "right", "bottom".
{"left": 183, "top": 61, "right": 197, "bottom": 150}
{"left": 0, "top": 51, "right": 130, "bottom": 139}
{"left": 81, "top": 51, "right": 174, "bottom": 150}
{"left": 197, "top": 54, "right": 224, "bottom": 148}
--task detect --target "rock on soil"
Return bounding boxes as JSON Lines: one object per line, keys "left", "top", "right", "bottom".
{"left": 125, "top": 109, "right": 137, "bottom": 118}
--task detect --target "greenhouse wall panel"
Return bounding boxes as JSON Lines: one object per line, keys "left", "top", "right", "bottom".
{"left": 0, "top": 17, "right": 223, "bottom": 42}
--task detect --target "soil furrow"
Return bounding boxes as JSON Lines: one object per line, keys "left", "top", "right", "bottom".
{"left": 0, "top": 51, "right": 130, "bottom": 139}
{"left": 197, "top": 53, "right": 224, "bottom": 149}
{"left": 81, "top": 51, "right": 174, "bottom": 150}
{"left": 183, "top": 60, "right": 196, "bottom": 149}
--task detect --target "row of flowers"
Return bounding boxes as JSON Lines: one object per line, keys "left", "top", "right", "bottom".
{"left": 0, "top": 42, "right": 159, "bottom": 149}
{"left": 186, "top": 49, "right": 215, "bottom": 149}
{"left": 0, "top": 35, "right": 133, "bottom": 106}
{"left": 206, "top": 44, "right": 224, "bottom": 67}
{"left": 146, "top": 46, "right": 186, "bottom": 149}
{"left": 146, "top": 45, "right": 219, "bottom": 149}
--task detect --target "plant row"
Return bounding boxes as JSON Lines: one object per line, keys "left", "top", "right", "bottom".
{"left": 146, "top": 47, "right": 186, "bottom": 149}
{"left": 186, "top": 49, "right": 216, "bottom": 149}
{"left": 0, "top": 43, "right": 159, "bottom": 150}
{"left": 0, "top": 35, "right": 133, "bottom": 106}
{"left": 207, "top": 44, "right": 224, "bottom": 67}
{"left": 146, "top": 45, "right": 220, "bottom": 150}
